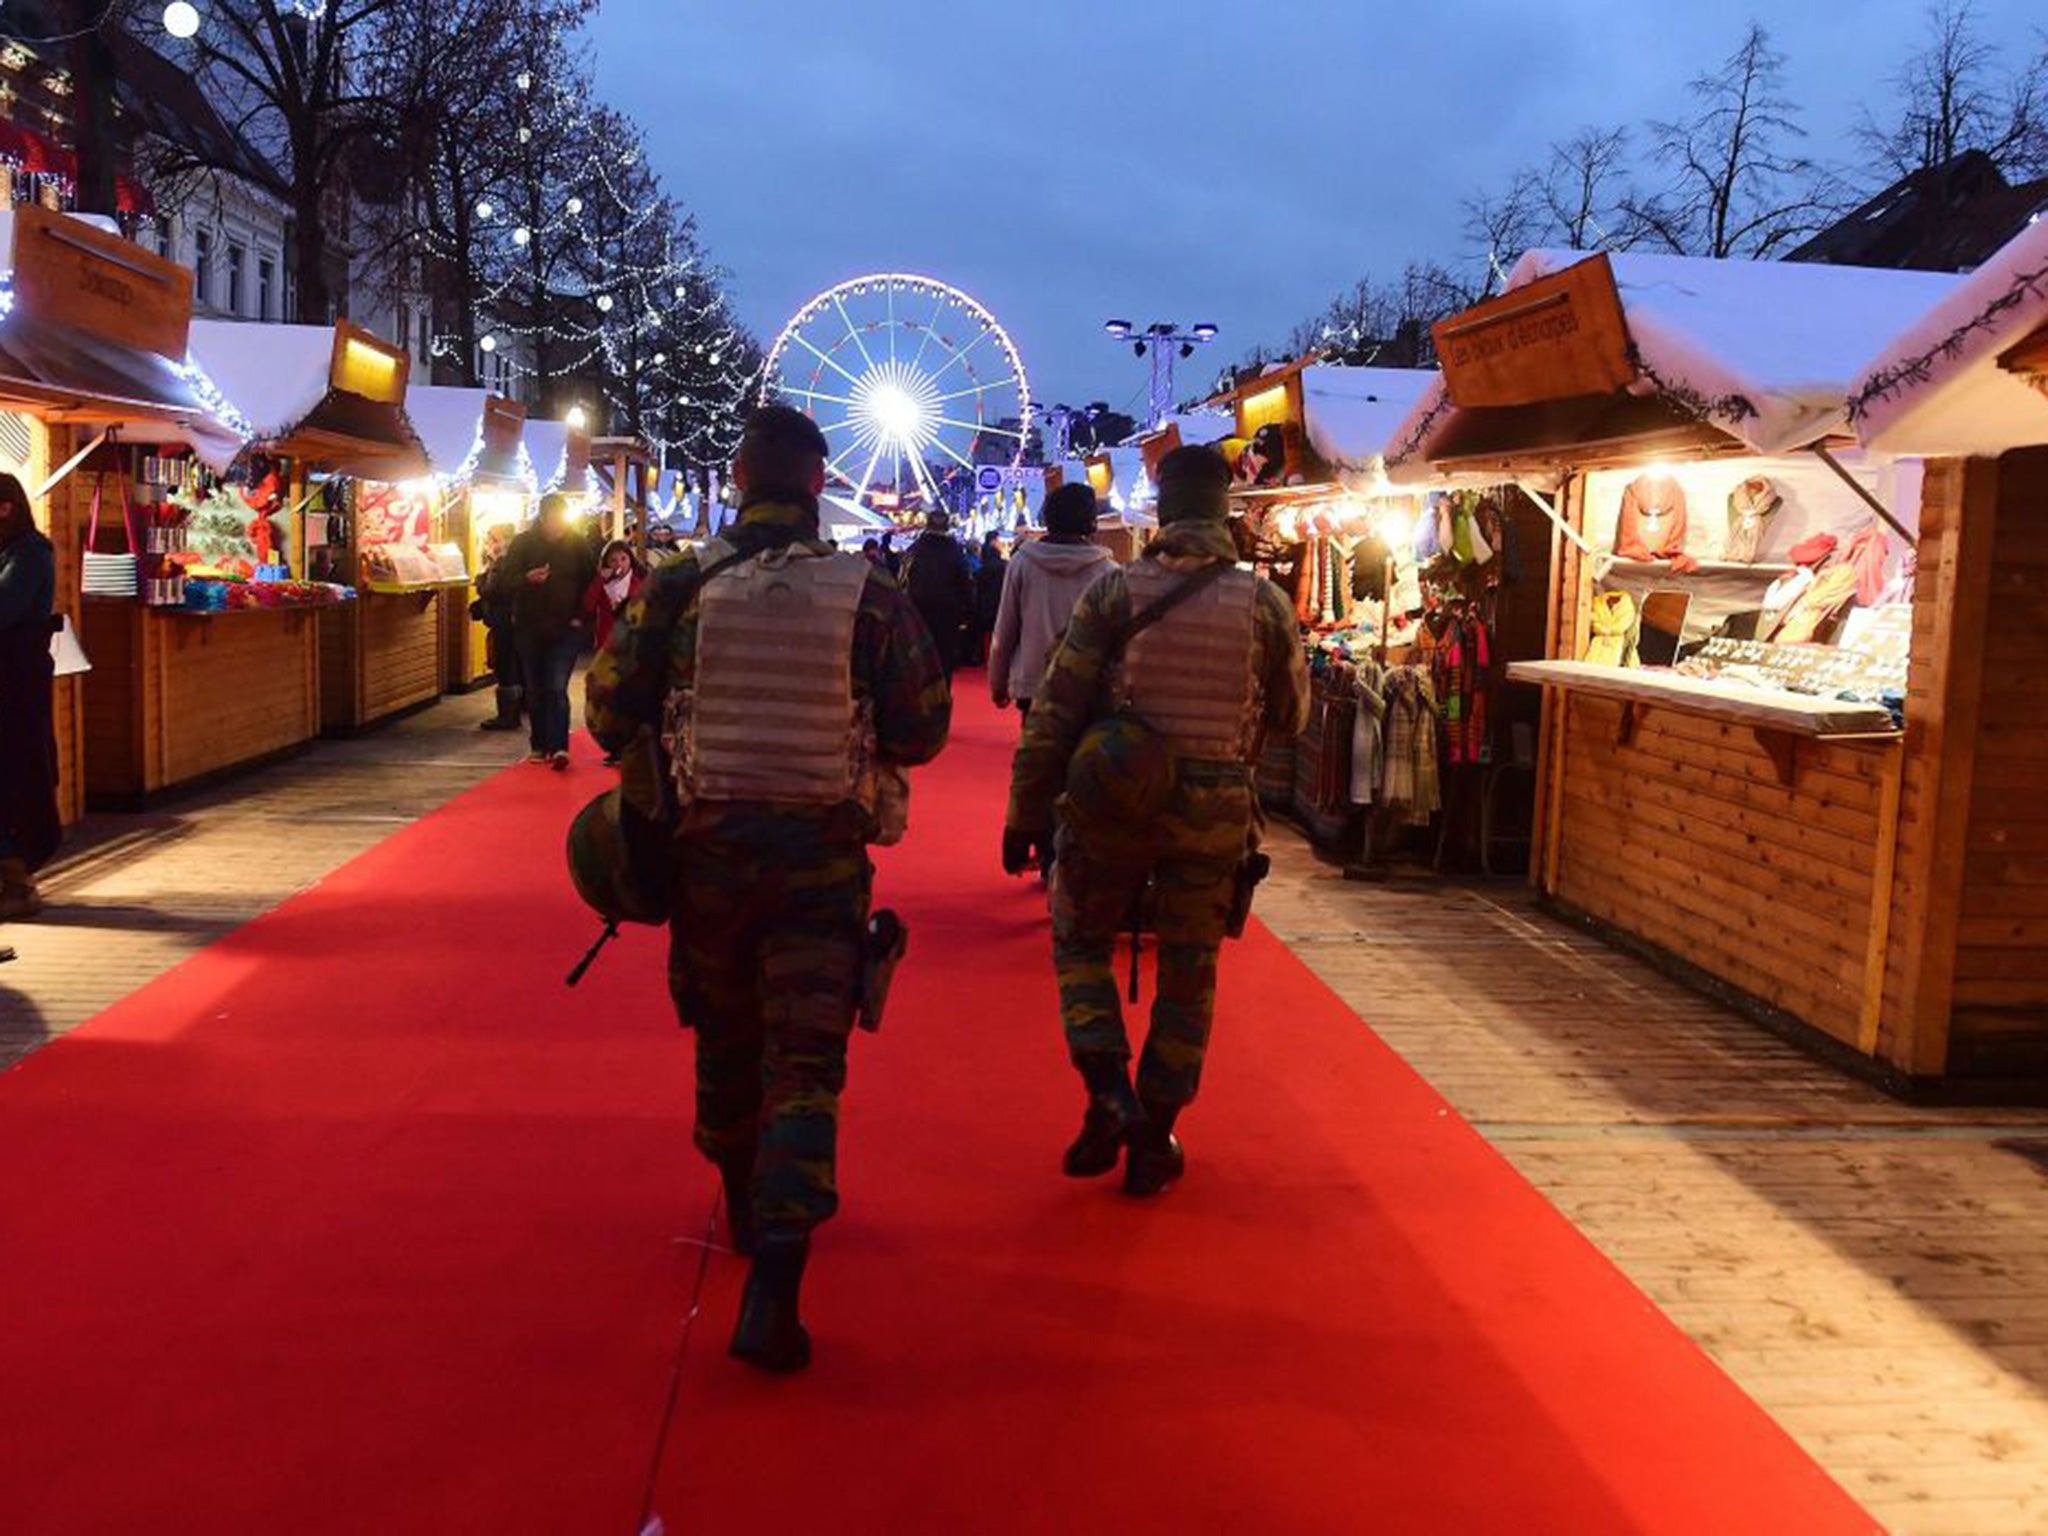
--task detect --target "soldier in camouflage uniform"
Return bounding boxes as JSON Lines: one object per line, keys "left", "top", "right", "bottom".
{"left": 1004, "top": 446, "right": 1309, "bottom": 1197}
{"left": 586, "top": 406, "right": 951, "bottom": 1372}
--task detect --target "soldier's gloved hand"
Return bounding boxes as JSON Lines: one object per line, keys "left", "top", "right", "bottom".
{"left": 1001, "top": 827, "right": 1037, "bottom": 877}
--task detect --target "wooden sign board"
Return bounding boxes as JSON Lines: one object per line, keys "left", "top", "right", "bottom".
{"left": 1140, "top": 422, "right": 1182, "bottom": 478}
{"left": 1432, "top": 253, "right": 1635, "bottom": 409}
{"left": 1237, "top": 379, "right": 1296, "bottom": 438}
{"left": 9, "top": 205, "right": 193, "bottom": 359}
{"left": 480, "top": 395, "right": 525, "bottom": 459}
{"left": 329, "top": 320, "right": 409, "bottom": 405}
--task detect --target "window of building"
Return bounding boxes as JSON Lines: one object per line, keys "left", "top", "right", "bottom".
{"left": 257, "top": 257, "right": 275, "bottom": 322}
{"left": 226, "top": 245, "right": 245, "bottom": 316}
{"left": 193, "top": 228, "right": 213, "bottom": 307}
{"left": 153, "top": 218, "right": 172, "bottom": 261}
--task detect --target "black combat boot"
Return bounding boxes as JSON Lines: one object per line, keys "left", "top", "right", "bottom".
{"left": 1064, "top": 1054, "right": 1144, "bottom": 1178}
{"left": 1123, "top": 1102, "right": 1185, "bottom": 1198}
{"left": 716, "top": 1156, "right": 756, "bottom": 1257}
{"left": 729, "top": 1236, "right": 811, "bottom": 1374}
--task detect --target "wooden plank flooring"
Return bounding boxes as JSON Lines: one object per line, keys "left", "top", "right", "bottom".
{"left": 0, "top": 688, "right": 513, "bottom": 1066}
{"left": 10, "top": 691, "right": 2048, "bottom": 1529}
{"left": 1260, "top": 845, "right": 2048, "bottom": 1534}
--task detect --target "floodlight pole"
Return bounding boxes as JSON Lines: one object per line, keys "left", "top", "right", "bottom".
{"left": 1103, "top": 321, "right": 1221, "bottom": 430}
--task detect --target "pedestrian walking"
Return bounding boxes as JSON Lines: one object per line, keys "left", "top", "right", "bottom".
{"left": 471, "top": 524, "right": 524, "bottom": 732}
{"left": 0, "top": 473, "right": 59, "bottom": 922}
{"left": 972, "top": 532, "right": 1006, "bottom": 663}
{"left": 1003, "top": 447, "right": 1309, "bottom": 1196}
{"left": 585, "top": 406, "right": 952, "bottom": 1373}
{"left": 988, "top": 484, "right": 1110, "bottom": 718}
{"left": 581, "top": 539, "right": 648, "bottom": 656}
{"left": 899, "top": 510, "right": 974, "bottom": 673}
{"left": 504, "top": 493, "right": 598, "bottom": 769}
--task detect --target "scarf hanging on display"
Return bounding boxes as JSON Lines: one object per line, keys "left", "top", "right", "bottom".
{"left": 1723, "top": 477, "right": 1781, "bottom": 563}
{"left": 1616, "top": 473, "right": 1689, "bottom": 561}
{"left": 1381, "top": 666, "right": 1442, "bottom": 827}
{"left": 1584, "top": 590, "right": 1639, "bottom": 668}
{"left": 1843, "top": 523, "right": 1890, "bottom": 608}
{"left": 1350, "top": 659, "right": 1388, "bottom": 806}
{"left": 1773, "top": 563, "right": 1859, "bottom": 646}
{"left": 1434, "top": 610, "right": 1491, "bottom": 767}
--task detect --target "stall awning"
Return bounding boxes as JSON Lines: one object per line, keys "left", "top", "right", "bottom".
{"left": 405, "top": 384, "right": 527, "bottom": 485}
{"left": 186, "top": 318, "right": 426, "bottom": 479}
{"left": 1851, "top": 218, "right": 2048, "bottom": 456}
{"left": 1392, "top": 250, "right": 1963, "bottom": 471}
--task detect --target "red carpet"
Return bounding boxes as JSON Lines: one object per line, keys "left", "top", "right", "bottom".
{"left": 0, "top": 687, "right": 1872, "bottom": 1534}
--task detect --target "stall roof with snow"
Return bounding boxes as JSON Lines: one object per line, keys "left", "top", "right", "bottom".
{"left": 1388, "top": 250, "right": 1961, "bottom": 476}
{"left": 1849, "top": 218, "right": 2048, "bottom": 456}
{"left": 186, "top": 318, "right": 426, "bottom": 479}
{"left": 1300, "top": 366, "right": 1437, "bottom": 478}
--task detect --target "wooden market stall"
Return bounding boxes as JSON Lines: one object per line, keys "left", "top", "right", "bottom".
{"left": 592, "top": 435, "right": 655, "bottom": 549}
{"left": 1395, "top": 247, "right": 2002, "bottom": 1093}
{"left": 1844, "top": 219, "right": 2048, "bottom": 1085}
{"left": 183, "top": 318, "right": 434, "bottom": 738}
{"left": 0, "top": 207, "right": 317, "bottom": 816}
{"left": 404, "top": 386, "right": 528, "bottom": 693}
{"left": 0, "top": 209, "right": 213, "bottom": 821}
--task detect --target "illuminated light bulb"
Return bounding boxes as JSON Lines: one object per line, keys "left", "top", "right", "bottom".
{"left": 596, "top": 294, "right": 614, "bottom": 312}
{"left": 474, "top": 199, "right": 493, "bottom": 219}
{"left": 707, "top": 351, "right": 721, "bottom": 365}
{"left": 653, "top": 352, "right": 666, "bottom": 365}
{"left": 480, "top": 335, "right": 498, "bottom": 353}
{"left": 512, "top": 226, "right": 531, "bottom": 246}
{"left": 516, "top": 70, "right": 532, "bottom": 90}
{"left": 566, "top": 196, "right": 583, "bottom": 215}
{"left": 566, "top": 405, "right": 588, "bottom": 430}
{"left": 518, "top": 126, "right": 531, "bottom": 144}
{"left": 162, "top": 0, "right": 201, "bottom": 37}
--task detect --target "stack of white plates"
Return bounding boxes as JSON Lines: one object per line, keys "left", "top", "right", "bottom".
{"left": 82, "top": 552, "right": 138, "bottom": 597}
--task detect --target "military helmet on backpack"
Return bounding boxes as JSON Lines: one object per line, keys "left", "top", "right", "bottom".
{"left": 567, "top": 787, "right": 671, "bottom": 927}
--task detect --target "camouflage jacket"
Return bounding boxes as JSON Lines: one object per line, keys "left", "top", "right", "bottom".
{"left": 1006, "top": 519, "right": 1310, "bottom": 836}
{"left": 585, "top": 499, "right": 952, "bottom": 844}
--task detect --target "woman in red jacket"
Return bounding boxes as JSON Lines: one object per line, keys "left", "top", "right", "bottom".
{"left": 581, "top": 539, "right": 647, "bottom": 656}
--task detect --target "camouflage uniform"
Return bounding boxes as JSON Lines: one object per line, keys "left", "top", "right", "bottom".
{"left": 586, "top": 500, "right": 950, "bottom": 1242}
{"left": 1008, "top": 518, "right": 1310, "bottom": 1111}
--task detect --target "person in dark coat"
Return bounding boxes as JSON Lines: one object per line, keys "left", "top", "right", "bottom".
{"left": 973, "top": 532, "right": 1007, "bottom": 664}
{"left": 503, "top": 492, "right": 599, "bottom": 768}
{"left": 0, "top": 473, "right": 59, "bottom": 921}
{"left": 471, "top": 523, "right": 524, "bottom": 731}
{"left": 899, "top": 510, "right": 975, "bottom": 673}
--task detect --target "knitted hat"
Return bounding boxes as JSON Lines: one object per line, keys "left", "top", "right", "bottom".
{"left": 1042, "top": 483, "right": 1099, "bottom": 538}
{"left": 1788, "top": 532, "right": 1838, "bottom": 568}
{"left": 1156, "top": 445, "right": 1231, "bottom": 524}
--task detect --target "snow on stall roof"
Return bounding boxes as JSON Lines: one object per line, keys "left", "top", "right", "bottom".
{"left": 185, "top": 320, "right": 341, "bottom": 443}
{"left": 1851, "top": 217, "right": 2048, "bottom": 456}
{"left": 1387, "top": 249, "right": 1961, "bottom": 470}
{"left": 404, "top": 385, "right": 492, "bottom": 478}
{"left": 1300, "top": 366, "right": 1437, "bottom": 474}
{"left": 522, "top": 419, "right": 569, "bottom": 491}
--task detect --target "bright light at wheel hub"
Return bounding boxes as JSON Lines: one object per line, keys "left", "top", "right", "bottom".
{"left": 853, "top": 363, "right": 941, "bottom": 452}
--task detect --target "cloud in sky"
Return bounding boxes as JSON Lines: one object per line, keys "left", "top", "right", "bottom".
{"left": 593, "top": 0, "right": 2046, "bottom": 412}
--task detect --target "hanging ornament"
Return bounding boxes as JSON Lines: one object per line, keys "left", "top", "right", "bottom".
{"left": 566, "top": 196, "right": 583, "bottom": 215}
{"left": 474, "top": 199, "right": 493, "bottom": 219}
{"left": 596, "top": 294, "right": 614, "bottom": 312}
{"left": 480, "top": 335, "right": 498, "bottom": 353}
{"left": 512, "top": 226, "right": 531, "bottom": 247}
{"left": 518, "top": 126, "right": 532, "bottom": 144}
{"left": 516, "top": 70, "right": 532, "bottom": 91}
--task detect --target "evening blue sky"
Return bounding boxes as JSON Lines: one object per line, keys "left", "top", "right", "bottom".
{"left": 593, "top": 0, "right": 2046, "bottom": 414}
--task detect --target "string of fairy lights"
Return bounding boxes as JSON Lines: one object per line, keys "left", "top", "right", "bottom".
{"left": 401, "top": 34, "right": 763, "bottom": 467}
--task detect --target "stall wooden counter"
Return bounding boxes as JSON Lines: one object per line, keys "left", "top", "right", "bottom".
{"left": 79, "top": 597, "right": 321, "bottom": 801}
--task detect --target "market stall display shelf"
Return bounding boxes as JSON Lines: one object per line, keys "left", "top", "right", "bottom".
{"left": 1508, "top": 659, "right": 1898, "bottom": 738}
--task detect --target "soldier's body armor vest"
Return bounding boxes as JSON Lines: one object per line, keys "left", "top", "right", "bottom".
{"left": 1119, "top": 559, "right": 1261, "bottom": 765}
{"left": 675, "top": 541, "right": 872, "bottom": 806}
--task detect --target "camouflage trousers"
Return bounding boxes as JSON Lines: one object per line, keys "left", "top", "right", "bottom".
{"left": 667, "top": 825, "right": 872, "bottom": 1242}
{"left": 1050, "top": 773, "right": 1250, "bottom": 1108}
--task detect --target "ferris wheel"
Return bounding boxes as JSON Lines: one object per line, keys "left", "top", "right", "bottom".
{"left": 763, "top": 274, "right": 1031, "bottom": 510}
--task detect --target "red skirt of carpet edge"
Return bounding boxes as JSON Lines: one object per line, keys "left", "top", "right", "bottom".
{"left": 0, "top": 684, "right": 1874, "bottom": 1535}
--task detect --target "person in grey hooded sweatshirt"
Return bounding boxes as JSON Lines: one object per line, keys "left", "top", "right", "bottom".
{"left": 989, "top": 483, "right": 1113, "bottom": 717}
